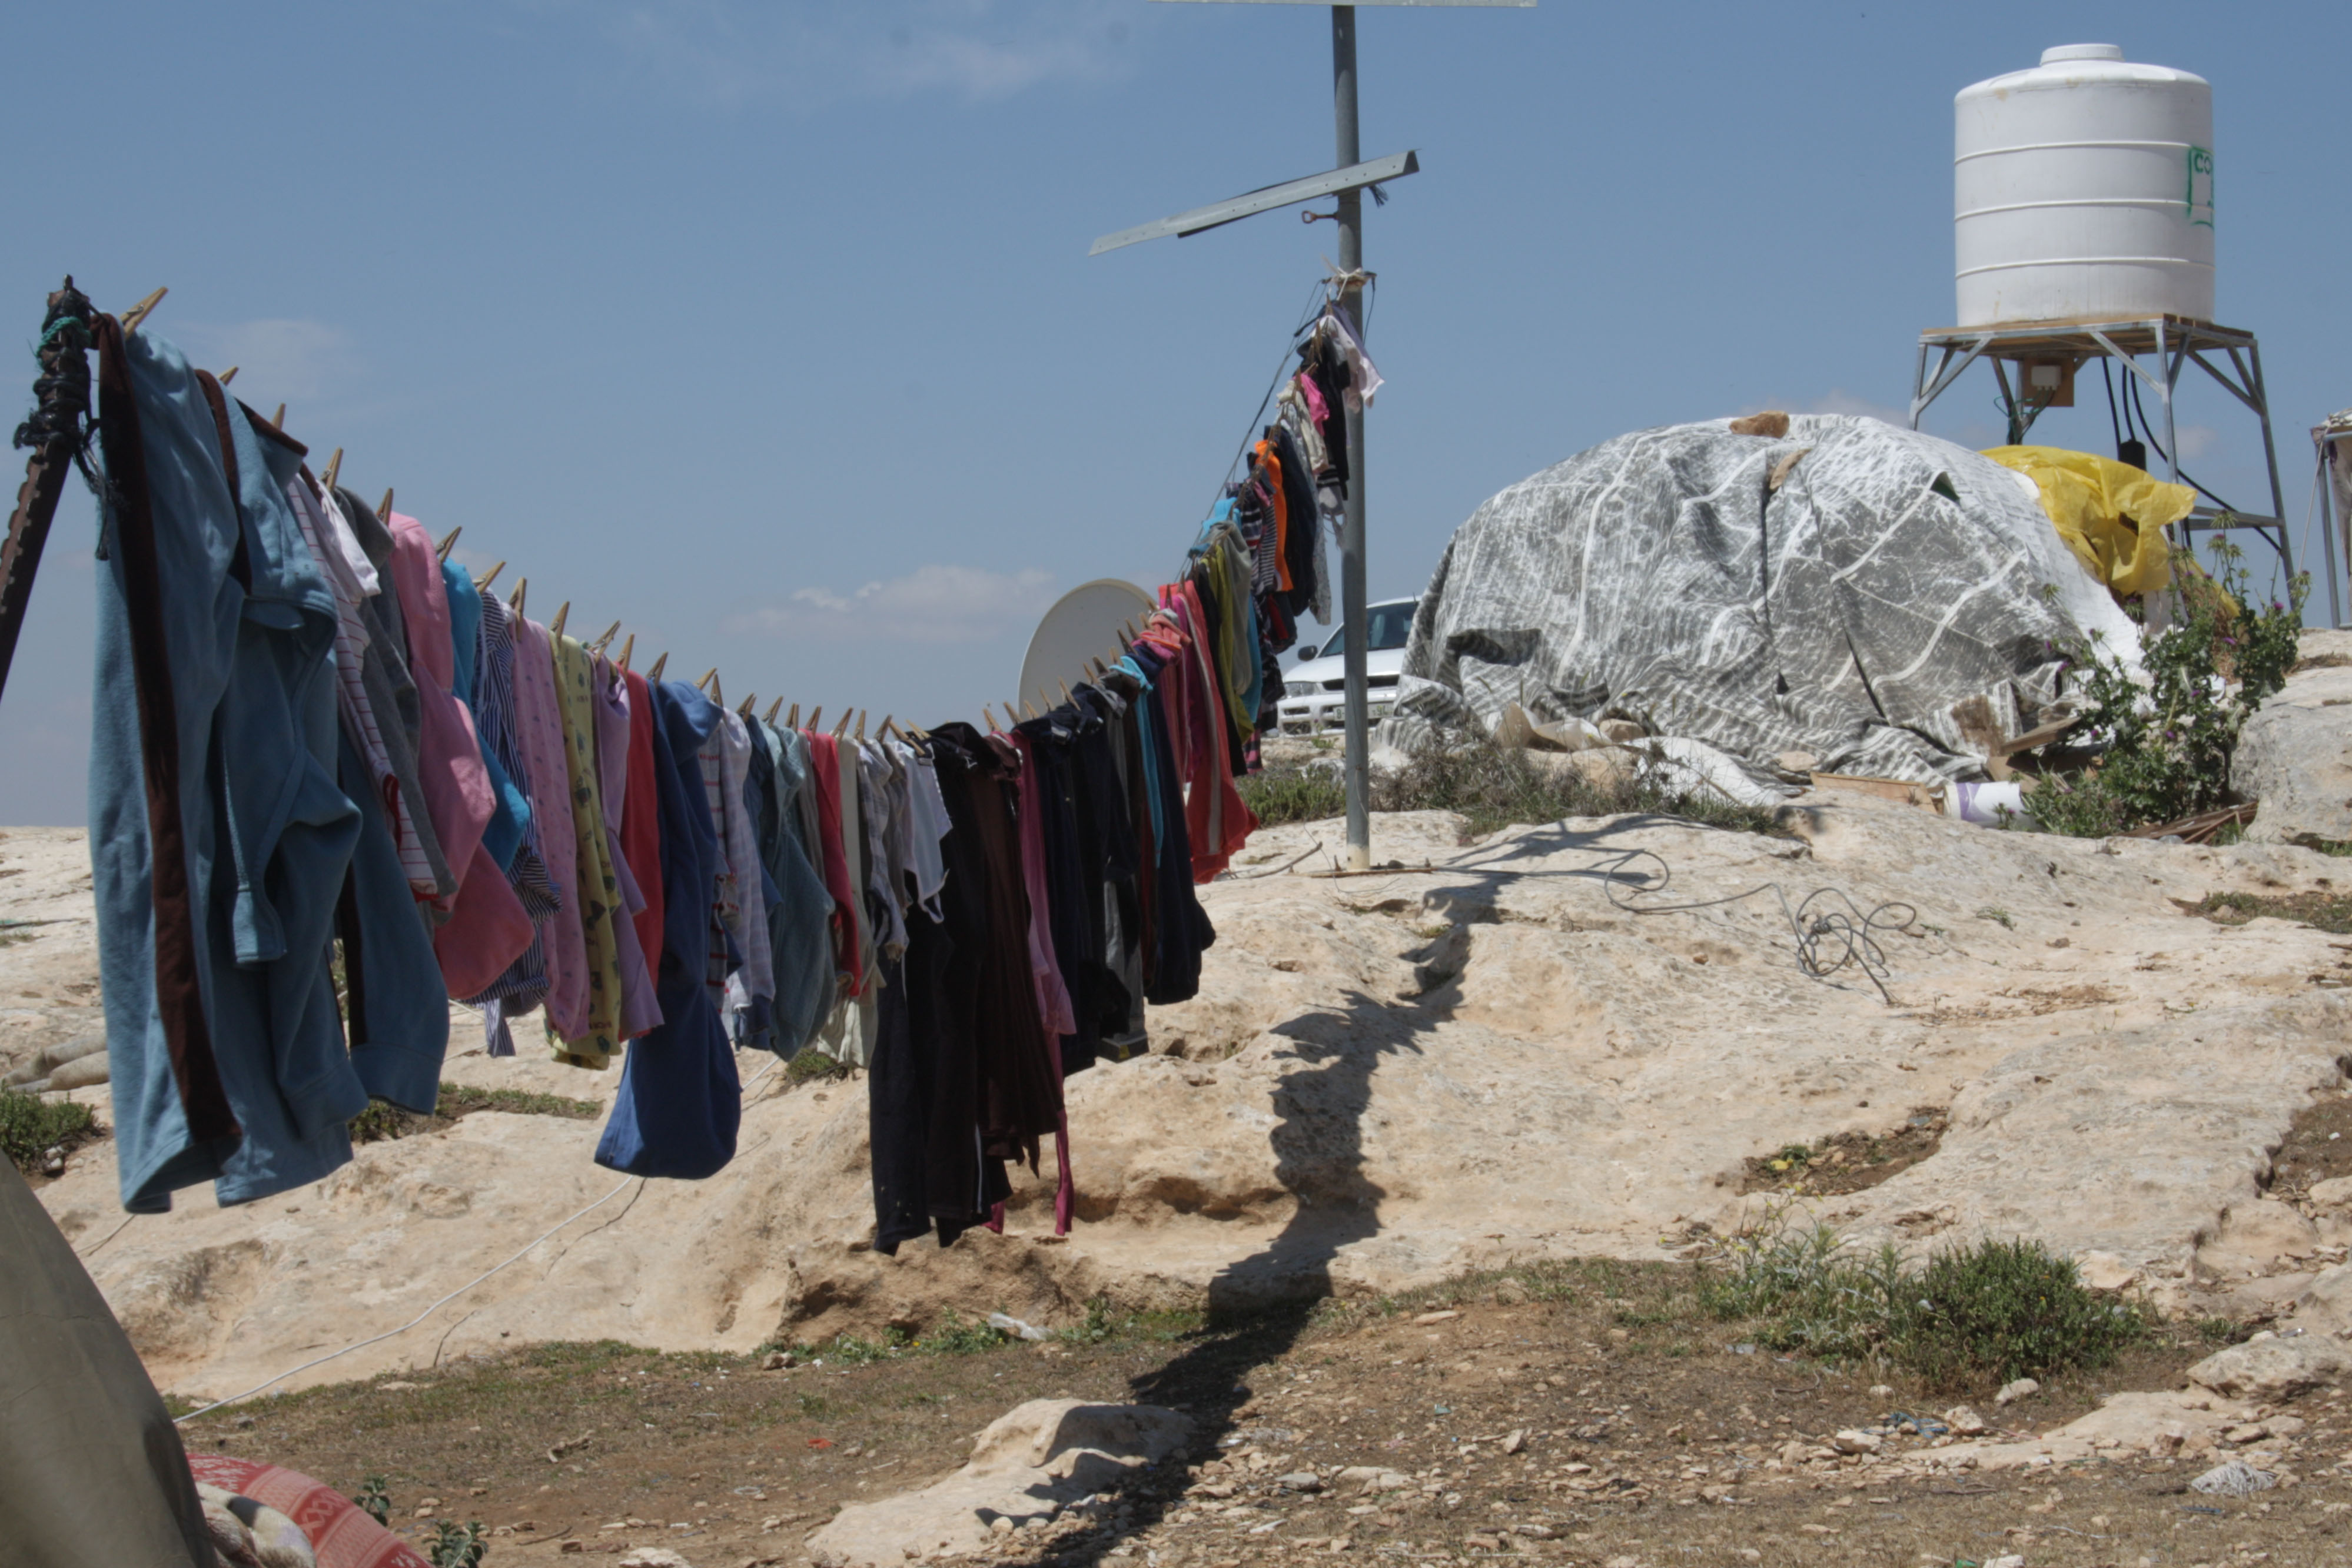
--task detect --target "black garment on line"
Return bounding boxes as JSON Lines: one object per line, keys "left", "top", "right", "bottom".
{"left": 1127, "top": 646, "right": 1215, "bottom": 1005}
{"left": 1271, "top": 421, "right": 1321, "bottom": 615}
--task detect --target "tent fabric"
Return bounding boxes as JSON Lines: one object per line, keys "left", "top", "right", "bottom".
{"left": 1981, "top": 444, "right": 2187, "bottom": 597}
{"left": 1384, "top": 414, "right": 2141, "bottom": 785}
{"left": 0, "top": 1160, "right": 217, "bottom": 1568}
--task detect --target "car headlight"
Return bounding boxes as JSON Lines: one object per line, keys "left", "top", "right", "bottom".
{"left": 1284, "top": 682, "right": 1318, "bottom": 699}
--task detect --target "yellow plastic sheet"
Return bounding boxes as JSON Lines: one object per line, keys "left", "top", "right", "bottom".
{"left": 1981, "top": 445, "right": 2191, "bottom": 598}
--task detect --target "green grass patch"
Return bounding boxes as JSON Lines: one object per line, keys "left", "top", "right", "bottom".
{"left": 1238, "top": 765, "right": 1349, "bottom": 826}
{"left": 0, "top": 1085, "right": 100, "bottom": 1174}
{"left": 350, "top": 1081, "right": 604, "bottom": 1143}
{"left": 2187, "top": 889, "right": 2352, "bottom": 936}
{"left": 1696, "top": 1211, "right": 2144, "bottom": 1393}
{"left": 785, "top": 1050, "right": 852, "bottom": 1086}
{"left": 1373, "top": 735, "right": 1788, "bottom": 839}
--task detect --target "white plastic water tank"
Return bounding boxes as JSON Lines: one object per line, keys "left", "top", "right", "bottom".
{"left": 1954, "top": 43, "right": 2214, "bottom": 327}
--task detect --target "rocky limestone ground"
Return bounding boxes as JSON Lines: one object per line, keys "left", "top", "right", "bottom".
{"left": 8, "top": 770, "right": 2352, "bottom": 1406}
{"left": 161, "top": 1265, "right": 2352, "bottom": 1568}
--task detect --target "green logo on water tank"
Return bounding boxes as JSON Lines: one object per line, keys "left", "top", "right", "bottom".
{"left": 2186, "top": 145, "right": 2215, "bottom": 228}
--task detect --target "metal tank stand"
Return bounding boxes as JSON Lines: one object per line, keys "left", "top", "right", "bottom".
{"left": 1906, "top": 315, "right": 2326, "bottom": 623}
{"left": 2317, "top": 416, "right": 2352, "bottom": 632}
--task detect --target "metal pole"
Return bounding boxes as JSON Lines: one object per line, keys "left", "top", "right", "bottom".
{"left": 2323, "top": 436, "right": 2346, "bottom": 630}
{"left": 1333, "top": 4, "right": 1373, "bottom": 871}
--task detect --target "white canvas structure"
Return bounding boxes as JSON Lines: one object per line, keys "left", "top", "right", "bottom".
{"left": 1384, "top": 414, "right": 2140, "bottom": 785}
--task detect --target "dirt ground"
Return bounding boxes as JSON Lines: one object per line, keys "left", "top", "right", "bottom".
{"left": 176, "top": 1258, "right": 2352, "bottom": 1568}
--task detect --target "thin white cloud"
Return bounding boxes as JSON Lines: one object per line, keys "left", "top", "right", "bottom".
{"left": 727, "top": 563, "right": 1057, "bottom": 642}
{"left": 173, "top": 318, "right": 357, "bottom": 403}
{"left": 529, "top": 0, "right": 1136, "bottom": 110}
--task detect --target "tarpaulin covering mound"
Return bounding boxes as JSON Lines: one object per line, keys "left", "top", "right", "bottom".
{"left": 1384, "top": 414, "right": 2141, "bottom": 785}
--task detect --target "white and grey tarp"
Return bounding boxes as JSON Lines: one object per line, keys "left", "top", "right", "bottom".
{"left": 1383, "top": 414, "right": 2141, "bottom": 785}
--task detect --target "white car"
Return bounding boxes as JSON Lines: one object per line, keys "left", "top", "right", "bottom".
{"left": 1277, "top": 597, "right": 1418, "bottom": 735}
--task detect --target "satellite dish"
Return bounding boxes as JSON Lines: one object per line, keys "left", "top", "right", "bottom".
{"left": 1018, "top": 579, "right": 1154, "bottom": 714}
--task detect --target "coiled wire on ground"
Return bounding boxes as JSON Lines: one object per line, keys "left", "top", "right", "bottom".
{"left": 1592, "top": 846, "right": 1916, "bottom": 1005}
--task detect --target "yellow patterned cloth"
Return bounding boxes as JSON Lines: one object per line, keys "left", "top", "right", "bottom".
{"left": 1982, "top": 445, "right": 2191, "bottom": 598}
{"left": 549, "top": 633, "right": 624, "bottom": 1067}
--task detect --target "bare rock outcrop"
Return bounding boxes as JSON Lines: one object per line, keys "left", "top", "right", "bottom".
{"left": 806, "top": 1400, "right": 1190, "bottom": 1566}
{"left": 2235, "top": 630, "right": 2352, "bottom": 846}
{"left": 11, "top": 796, "right": 2352, "bottom": 1399}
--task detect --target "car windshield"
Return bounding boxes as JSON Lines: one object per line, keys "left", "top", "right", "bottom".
{"left": 1321, "top": 602, "right": 1415, "bottom": 657}
{"left": 1366, "top": 602, "right": 1414, "bottom": 651}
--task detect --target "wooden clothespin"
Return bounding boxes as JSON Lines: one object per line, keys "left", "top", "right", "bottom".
{"left": 805, "top": 706, "right": 821, "bottom": 732}
{"left": 1018, "top": 698, "right": 1038, "bottom": 721}
{"left": 378, "top": 490, "right": 395, "bottom": 524}
{"left": 765, "top": 697, "right": 785, "bottom": 724}
{"left": 831, "top": 709, "right": 853, "bottom": 738}
{"left": 477, "top": 560, "right": 507, "bottom": 592}
{"left": 881, "top": 716, "right": 902, "bottom": 744}
{"left": 855, "top": 710, "right": 867, "bottom": 742}
{"left": 648, "top": 652, "right": 669, "bottom": 682}
{"left": 271, "top": 404, "right": 286, "bottom": 430}
{"left": 436, "top": 524, "right": 459, "bottom": 560}
{"left": 739, "top": 692, "right": 757, "bottom": 717}
{"left": 590, "top": 620, "right": 621, "bottom": 653}
{"left": 983, "top": 706, "right": 1000, "bottom": 733}
{"left": 616, "top": 633, "right": 634, "bottom": 672}
{"left": 1059, "top": 680, "right": 1076, "bottom": 707}
{"left": 218, "top": 366, "right": 238, "bottom": 385}
{"left": 318, "top": 450, "right": 343, "bottom": 493}
{"left": 550, "top": 602, "right": 570, "bottom": 638}
{"left": 509, "top": 577, "right": 527, "bottom": 616}
{"left": 785, "top": 703, "right": 800, "bottom": 729}
{"left": 118, "top": 287, "right": 167, "bottom": 334}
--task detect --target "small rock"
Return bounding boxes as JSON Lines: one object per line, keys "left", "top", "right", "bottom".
{"left": 1517, "top": 1524, "right": 1555, "bottom": 1540}
{"left": 1278, "top": 1471, "right": 1324, "bottom": 1492}
{"left": 1501, "top": 1429, "right": 1526, "bottom": 1454}
{"left": 2267, "top": 1414, "right": 2308, "bottom": 1437}
{"left": 2307, "top": 1175, "right": 2352, "bottom": 1211}
{"left": 559, "top": 1545, "right": 583, "bottom": 1556}
{"left": 1492, "top": 1278, "right": 1530, "bottom": 1305}
{"left": 1413, "top": 1310, "right": 1461, "bottom": 1326}
{"left": 1831, "top": 1429, "right": 1882, "bottom": 1454}
{"left": 617, "top": 1553, "right": 692, "bottom": 1568}
{"left": 2225, "top": 1422, "right": 2270, "bottom": 1444}
{"left": 1867, "top": 1384, "right": 1893, "bottom": 1398}
{"left": 759, "top": 1350, "right": 795, "bottom": 1371}
{"left": 2187, "top": 1336, "right": 2352, "bottom": 1400}
{"left": 1463, "top": 1536, "right": 1501, "bottom": 1552}
{"left": 1985, "top": 1556, "right": 2025, "bottom": 1568}
{"left": 1995, "top": 1378, "right": 2040, "bottom": 1406}
{"left": 989, "top": 1516, "right": 1015, "bottom": 1535}
{"left": 1943, "top": 1405, "right": 1988, "bottom": 1437}
{"left": 2190, "top": 1458, "right": 2277, "bottom": 1496}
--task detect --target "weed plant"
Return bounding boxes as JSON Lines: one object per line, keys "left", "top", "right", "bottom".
{"left": 1237, "top": 765, "right": 1348, "bottom": 826}
{"left": 0, "top": 1085, "right": 98, "bottom": 1174}
{"left": 1240, "top": 735, "right": 1786, "bottom": 838}
{"left": 1697, "top": 1209, "right": 2142, "bottom": 1392}
{"left": 2031, "top": 539, "right": 2305, "bottom": 836}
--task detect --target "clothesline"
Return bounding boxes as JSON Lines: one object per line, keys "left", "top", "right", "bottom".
{"left": 9, "top": 274, "right": 1374, "bottom": 1267}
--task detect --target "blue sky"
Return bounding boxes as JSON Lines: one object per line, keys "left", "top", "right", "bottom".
{"left": 3, "top": 1, "right": 2346, "bottom": 823}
